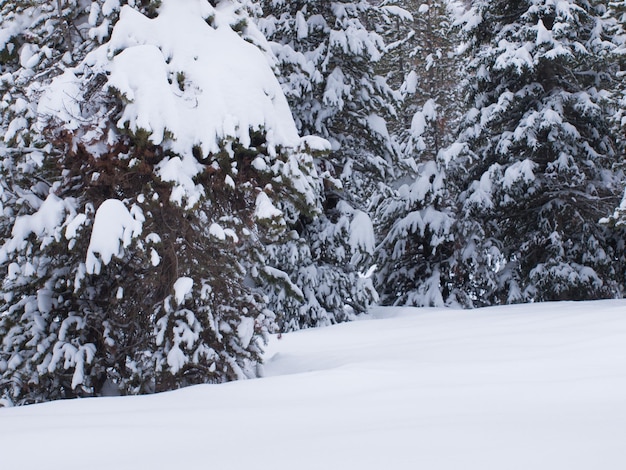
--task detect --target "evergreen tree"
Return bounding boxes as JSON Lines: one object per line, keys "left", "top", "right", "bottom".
{"left": 381, "top": 0, "right": 463, "bottom": 158}
{"left": 374, "top": 159, "right": 456, "bottom": 306}
{"left": 254, "top": 0, "right": 398, "bottom": 328}
{"left": 258, "top": 0, "right": 399, "bottom": 199}
{"left": 602, "top": 0, "right": 626, "bottom": 228}
{"left": 0, "top": 0, "right": 101, "bottom": 404}
{"left": 450, "top": 0, "right": 625, "bottom": 305}
{"left": 611, "top": 1, "right": 626, "bottom": 131}
{"left": 0, "top": 0, "right": 325, "bottom": 405}
{"left": 373, "top": 0, "right": 464, "bottom": 306}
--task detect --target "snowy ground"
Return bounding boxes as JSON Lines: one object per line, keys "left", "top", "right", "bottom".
{"left": 1, "top": 300, "right": 625, "bottom": 470}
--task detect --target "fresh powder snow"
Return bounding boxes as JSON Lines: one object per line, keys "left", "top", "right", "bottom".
{"left": 1, "top": 300, "right": 625, "bottom": 470}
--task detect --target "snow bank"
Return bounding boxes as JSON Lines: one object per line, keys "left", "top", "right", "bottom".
{"left": 4, "top": 300, "right": 624, "bottom": 470}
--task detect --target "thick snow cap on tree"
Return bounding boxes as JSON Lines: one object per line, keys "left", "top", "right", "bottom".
{"left": 38, "top": 0, "right": 310, "bottom": 206}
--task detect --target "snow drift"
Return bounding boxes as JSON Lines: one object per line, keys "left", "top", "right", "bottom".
{"left": 1, "top": 300, "right": 625, "bottom": 470}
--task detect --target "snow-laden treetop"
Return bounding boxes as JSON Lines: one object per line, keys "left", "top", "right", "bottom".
{"left": 39, "top": 0, "right": 313, "bottom": 162}
{"left": 37, "top": 0, "right": 331, "bottom": 207}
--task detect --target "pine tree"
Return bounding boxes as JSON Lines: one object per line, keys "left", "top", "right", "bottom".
{"left": 258, "top": 0, "right": 399, "bottom": 198}
{"left": 612, "top": 0, "right": 626, "bottom": 116}
{"left": 0, "top": 0, "right": 325, "bottom": 405}
{"left": 374, "top": 159, "right": 457, "bottom": 306}
{"left": 0, "top": 0, "right": 101, "bottom": 405}
{"left": 372, "top": 1, "right": 464, "bottom": 306}
{"left": 381, "top": 0, "right": 464, "bottom": 158}
{"left": 254, "top": 0, "right": 399, "bottom": 328}
{"left": 450, "top": 0, "right": 625, "bottom": 305}
{"left": 602, "top": 1, "right": 626, "bottom": 228}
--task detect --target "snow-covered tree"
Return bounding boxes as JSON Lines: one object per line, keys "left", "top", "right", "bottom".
{"left": 0, "top": 0, "right": 325, "bottom": 405}
{"left": 381, "top": 0, "right": 464, "bottom": 158}
{"left": 374, "top": 158, "right": 456, "bottom": 306}
{"left": 610, "top": 0, "right": 626, "bottom": 124}
{"left": 254, "top": 1, "right": 398, "bottom": 328}
{"left": 371, "top": 1, "right": 464, "bottom": 307}
{"left": 0, "top": 0, "right": 100, "bottom": 404}
{"left": 450, "top": 0, "right": 626, "bottom": 305}
{"left": 258, "top": 0, "right": 399, "bottom": 198}
{"left": 602, "top": 0, "right": 626, "bottom": 228}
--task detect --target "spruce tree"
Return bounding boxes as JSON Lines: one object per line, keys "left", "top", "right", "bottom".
{"left": 450, "top": 0, "right": 625, "bottom": 305}
{"left": 373, "top": 0, "right": 463, "bottom": 306}
{"left": 602, "top": 0, "right": 626, "bottom": 228}
{"left": 0, "top": 0, "right": 100, "bottom": 405}
{"left": 0, "top": 0, "right": 325, "bottom": 405}
{"left": 381, "top": 0, "right": 463, "bottom": 158}
{"left": 254, "top": 0, "right": 400, "bottom": 328}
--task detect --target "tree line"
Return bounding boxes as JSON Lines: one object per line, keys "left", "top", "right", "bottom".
{"left": 0, "top": 0, "right": 624, "bottom": 405}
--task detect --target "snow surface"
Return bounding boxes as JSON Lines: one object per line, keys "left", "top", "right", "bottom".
{"left": 1, "top": 300, "right": 626, "bottom": 470}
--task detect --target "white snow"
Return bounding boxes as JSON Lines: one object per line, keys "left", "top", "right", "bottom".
{"left": 295, "top": 11, "right": 308, "bottom": 40}
{"left": 349, "top": 209, "right": 376, "bottom": 255}
{"left": 252, "top": 156, "right": 268, "bottom": 172}
{"left": 237, "top": 317, "right": 255, "bottom": 349}
{"left": 535, "top": 18, "right": 553, "bottom": 45}
{"left": 381, "top": 5, "right": 413, "bottom": 22}
{"left": 85, "top": 199, "right": 144, "bottom": 275}
{"left": 366, "top": 114, "right": 391, "bottom": 142}
{"left": 64, "top": 213, "right": 88, "bottom": 240}
{"left": 173, "top": 277, "right": 194, "bottom": 305}
{"left": 88, "top": 1, "right": 301, "bottom": 156}
{"left": 422, "top": 98, "right": 437, "bottom": 121}
{"left": 150, "top": 248, "right": 161, "bottom": 267}
{"left": 254, "top": 191, "right": 283, "bottom": 220}
{"left": 411, "top": 110, "right": 427, "bottom": 138}
{"left": 503, "top": 159, "right": 536, "bottom": 189}
{"left": 208, "top": 222, "right": 238, "bottom": 242}
{"left": 1, "top": 300, "right": 625, "bottom": 469}
{"left": 0, "top": 194, "right": 71, "bottom": 260}
{"left": 224, "top": 174, "right": 235, "bottom": 189}
{"left": 494, "top": 39, "right": 534, "bottom": 73}
{"left": 208, "top": 222, "right": 227, "bottom": 241}
{"left": 438, "top": 141, "right": 466, "bottom": 166}
{"left": 299, "top": 135, "right": 332, "bottom": 152}
{"left": 401, "top": 70, "right": 418, "bottom": 95}
{"left": 36, "top": 70, "right": 83, "bottom": 131}
{"left": 466, "top": 170, "right": 495, "bottom": 209}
